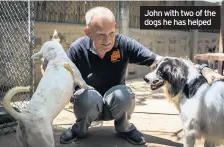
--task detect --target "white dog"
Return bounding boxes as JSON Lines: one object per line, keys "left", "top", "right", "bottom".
{"left": 144, "top": 57, "right": 224, "bottom": 147}
{"left": 3, "top": 30, "right": 92, "bottom": 147}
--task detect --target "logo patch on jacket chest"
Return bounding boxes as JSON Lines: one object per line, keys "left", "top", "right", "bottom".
{"left": 111, "top": 50, "right": 120, "bottom": 63}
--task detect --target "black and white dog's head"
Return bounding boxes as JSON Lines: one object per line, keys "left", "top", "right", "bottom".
{"left": 144, "top": 57, "right": 205, "bottom": 98}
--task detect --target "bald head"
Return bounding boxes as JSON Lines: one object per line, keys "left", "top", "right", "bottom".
{"left": 85, "top": 7, "right": 115, "bottom": 28}
{"left": 84, "top": 7, "right": 116, "bottom": 55}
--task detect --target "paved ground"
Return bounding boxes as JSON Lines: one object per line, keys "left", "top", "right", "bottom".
{"left": 0, "top": 78, "right": 205, "bottom": 147}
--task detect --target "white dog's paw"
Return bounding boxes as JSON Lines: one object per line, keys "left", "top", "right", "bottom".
{"left": 87, "top": 85, "right": 95, "bottom": 90}
{"left": 78, "top": 82, "right": 94, "bottom": 90}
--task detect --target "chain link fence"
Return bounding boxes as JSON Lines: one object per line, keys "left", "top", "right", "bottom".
{"left": 0, "top": 1, "right": 35, "bottom": 135}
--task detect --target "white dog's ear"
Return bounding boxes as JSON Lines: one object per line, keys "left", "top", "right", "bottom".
{"left": 52, "top": 30, "right": 60, "bottom": 42}
{"left": 31, "top": 51, "right": 43, "bottom": 60}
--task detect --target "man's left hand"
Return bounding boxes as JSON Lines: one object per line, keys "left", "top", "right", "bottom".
{"left": 151, "top": 55, "right": 164, "bottom": 68}
{"left": 201, "top": 67, "right": 224, "bottom": 85}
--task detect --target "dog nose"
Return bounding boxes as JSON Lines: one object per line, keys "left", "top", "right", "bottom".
{"left": 153, "top": 80, "right": 159, "bottom": 84}
{"left": 143, "top": 77, "right": 149, "bottom": 83}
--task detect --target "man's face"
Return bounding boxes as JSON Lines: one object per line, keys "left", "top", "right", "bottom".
{"left": 87, "top": 18, "right": 116, "bottom": 53}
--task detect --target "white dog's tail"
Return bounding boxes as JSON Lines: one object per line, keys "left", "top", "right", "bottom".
{"left": 3, "top": 86, "right": 30, "bottom": 122}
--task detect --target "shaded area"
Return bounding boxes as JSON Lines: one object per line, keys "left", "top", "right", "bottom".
{"left": 53, "top": 126, "right": 183, "bottom": 147}
{"left": 127, "top": 80, "right": 166, "bottom": 107}
{"left": 134, "top": 112, "right": 179, "bottom": 116}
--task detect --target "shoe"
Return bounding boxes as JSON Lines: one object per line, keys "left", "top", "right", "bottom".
{"left": 118, "top": 129, "right": 146, "bottom": 145}
{"left": 60, "top": 127, "right": 78, "bottom": 144}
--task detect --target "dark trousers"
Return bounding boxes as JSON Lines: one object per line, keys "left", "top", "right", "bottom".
{"left": 70, "top": 85, "right": 136, "bottom": 137}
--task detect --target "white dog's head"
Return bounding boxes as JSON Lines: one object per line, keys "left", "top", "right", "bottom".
{"left": 144, "top": 57, "right": 190, "bottom": 97}
{"left": 31, "top": 30, "right": 64, "bottom": 61}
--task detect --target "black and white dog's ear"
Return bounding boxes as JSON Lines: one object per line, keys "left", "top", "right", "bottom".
{"left": 160, "top": 60, "right": 187, "bottom": 97}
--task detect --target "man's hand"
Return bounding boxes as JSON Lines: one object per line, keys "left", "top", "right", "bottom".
{"left": 151, "top": 55, "right": 164, "bottom": 68}
{"left": 201, "top": 67, "right": 224, "bottom": 85}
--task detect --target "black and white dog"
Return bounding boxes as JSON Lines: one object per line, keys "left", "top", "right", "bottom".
{"left": 144, "top": 57, "right": 224, "bottom": 147}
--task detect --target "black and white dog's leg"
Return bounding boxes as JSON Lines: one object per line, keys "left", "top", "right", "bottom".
{"left": 204, "top": 140, "right": 215, "bottom": 147}
{"left": 183, "top": 119, "right": 201, "bottom": 147}
{"left": 183, "top": 129, "right": 197, "bottom": 147}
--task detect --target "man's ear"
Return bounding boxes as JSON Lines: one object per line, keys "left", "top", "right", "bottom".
{"left": 31, "top": 51, "right": 43, "bottom": 60}
{"left": 84, "top": 27, "right": 91, "bottom": 37}
{"left": 114, "top": 23, "right": 116, "bottom": 28}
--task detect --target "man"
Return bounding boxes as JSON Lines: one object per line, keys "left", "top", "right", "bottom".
{"left": 45, "top": 6, "right": 223, "bottom": 145}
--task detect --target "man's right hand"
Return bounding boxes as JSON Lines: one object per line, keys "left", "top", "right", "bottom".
{"left": 201, "top": 67, "right": 224, "bottom": 85}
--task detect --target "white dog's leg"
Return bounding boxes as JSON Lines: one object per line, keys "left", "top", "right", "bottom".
{"left": 64, "top": 63, "right": 94, "bottom": 90}
{"left": 43, "top": 128, "right": 55, "bottom": 147}
{"left": 45, "top": 127, "right": 55, "bottom": 147}
{"left": 28, "top": 125, "right": 55, "bottom": 147}
{"left": 42, "top": 132, "right": 55, "bottom": 147}
{"left": 42, "top": 122, "right": 55, "bottom": 147}
{"left": 16, "top": 124, "right": 29, "bottom": 147}
{"left": 16, "top": 126, "right": 24, "bottom": 147}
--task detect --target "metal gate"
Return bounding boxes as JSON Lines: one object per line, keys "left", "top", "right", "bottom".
{"left": 0, "top": 1, "right": 35, "bottom": 135}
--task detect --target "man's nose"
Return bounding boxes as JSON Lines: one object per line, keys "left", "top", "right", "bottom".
{"left": 143, "top": 77, "right": 149, "bottom": 83}
{"left": 103, "top": 35, "right": 110, "bottom": 41}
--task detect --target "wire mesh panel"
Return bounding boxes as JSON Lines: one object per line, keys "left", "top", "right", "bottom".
{"left": 0, "top": 1, "right": 35, "bottom": 135}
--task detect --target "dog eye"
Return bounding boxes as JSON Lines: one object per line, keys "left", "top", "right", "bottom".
{"left": 157, "top": 71, "right": 163, "bottom": 77}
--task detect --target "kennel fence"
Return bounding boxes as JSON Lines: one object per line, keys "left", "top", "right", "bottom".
{"left": 0, "top": 1, "right": 35, "bottom": 135}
